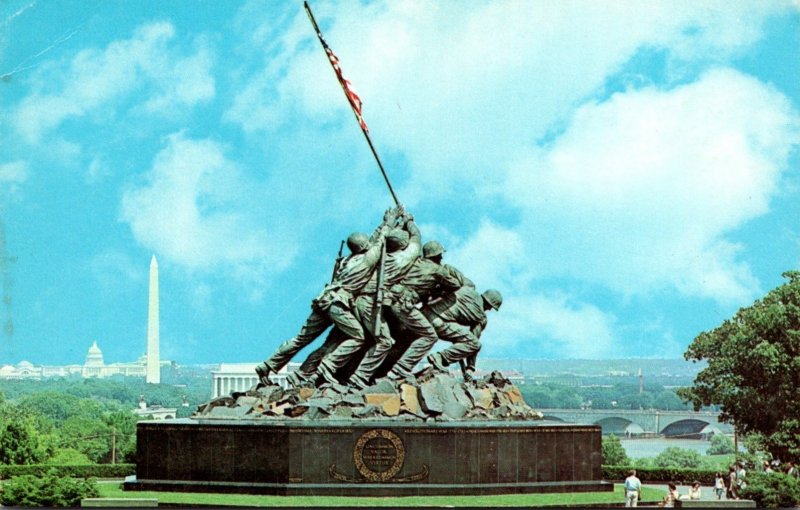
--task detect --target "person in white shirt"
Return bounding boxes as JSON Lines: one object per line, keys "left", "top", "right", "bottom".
{"left": 686, "top": 481, "right": 702, "bottom": 500}
{"left": 624, "top": 469, "right": 642, "bottom": 507}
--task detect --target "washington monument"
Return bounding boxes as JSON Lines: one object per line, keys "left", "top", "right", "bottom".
{"left": 146, "top": 254, "right": 160, "bottom": 384}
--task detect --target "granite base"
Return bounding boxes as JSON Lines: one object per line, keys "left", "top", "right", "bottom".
{"left": 124, "top": 419, "right": 610, "bottom": 496}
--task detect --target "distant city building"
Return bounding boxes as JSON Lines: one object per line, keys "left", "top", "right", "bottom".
{"left": 210, "top": 362, "right": 524, "bottom": 398}
{"left": 0, "top": 341, "right": 158, "bottom": 379}
{"left": 211, "top": 362, "right": 300, "bottom": 398}
{"left": 2, "top": 256, "right": 166, "bottom": 382}
{"left": 133, "top": 395, "right": 177, "bottom": 420}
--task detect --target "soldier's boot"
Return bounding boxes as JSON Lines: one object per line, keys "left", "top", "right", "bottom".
{"left": 348, "top": 374, "right": 370, "bottom": 391}
{"left": 316, "top": 361, "right": 340, "bottom": 387}
{"left": 462, "top": 367, "right": 475, "bottom": 383}
{"left": 387, "top": 365, "right": 413, "bottom": 383}
{"left": 255, "top": 361, "right": 276, "bottom": 385}
{"left": 426, "top": 352, "right": 448, "bottom": 372}
{"left": 287, "top": 370, "right": 312, "bottom": 388}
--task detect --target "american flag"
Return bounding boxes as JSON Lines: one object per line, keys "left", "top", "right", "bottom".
{"left": 324, "top": 46, "right": 368, "bottom": 133}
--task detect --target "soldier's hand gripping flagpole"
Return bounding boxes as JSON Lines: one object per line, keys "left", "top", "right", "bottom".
{"left": 303, "top": 1, "right": 400, "bottom": 208}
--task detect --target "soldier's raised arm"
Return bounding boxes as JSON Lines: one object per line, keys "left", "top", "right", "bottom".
{"left": 369, "top": 207, "right": 398, "bottom": 242}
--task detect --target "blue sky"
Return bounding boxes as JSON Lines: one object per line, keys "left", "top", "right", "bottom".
{"left": 1, "top": 1, "right": 798, "bottom": 366}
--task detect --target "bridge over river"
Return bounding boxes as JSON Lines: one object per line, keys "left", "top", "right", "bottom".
{"left": 538, "top": 408, "right": 734, "bottom": 436}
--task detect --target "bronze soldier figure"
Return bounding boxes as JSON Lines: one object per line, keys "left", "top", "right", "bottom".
{"left": 334, "top": 213, "right": 422, "bottom": 388}
{"left": 380, "top": 240, "right": 463, "bottom": 381}
{"left": 254, "top": 208, "right": 398, "bottom": 384}
{"left": 425, "top": 288, "right": 503, "bottom": 380}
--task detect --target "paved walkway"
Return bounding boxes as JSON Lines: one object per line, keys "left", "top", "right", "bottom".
{"left": 643, "top": 483, "right": 740, "bottom": 503}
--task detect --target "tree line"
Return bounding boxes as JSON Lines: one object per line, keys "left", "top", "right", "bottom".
{"left": 0, "top": 370, "right": 210, "bottom": 465}
{"left": 520, "top": 381, "right": 693, "bottom": 411}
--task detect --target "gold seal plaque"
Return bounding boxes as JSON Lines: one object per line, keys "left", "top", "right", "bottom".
{"left": 353, "top": 429, "right": 405, "bottom": 482}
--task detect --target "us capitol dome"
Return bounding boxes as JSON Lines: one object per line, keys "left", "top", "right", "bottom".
{"left": 0, "top": 341, "right": 149, "bottom": 379}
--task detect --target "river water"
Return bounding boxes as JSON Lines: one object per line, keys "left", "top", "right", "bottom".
{"left": 619, "top": 437, "right": 715, "bottom": 459}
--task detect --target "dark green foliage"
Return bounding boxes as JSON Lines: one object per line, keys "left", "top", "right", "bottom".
{"left": 679, "top": 271, "right": 800, "bottom": 461}
{"left": 46, "top": 448, "right": 92, "bottom": 465}
{"left": 739, "top": 472, "right": 800, "bottom": 508}
{"left": 0, "top": 471, "right": 99, "bottom": 507}
{"left": 602, "top": 465, "right": 717, "bottom": 484}
{"left": 601, "top": 434, "right": 630, "bottom": 465}
{"left": 652, "top": 390, "right": 688, "bottom": 411}
{"left": 0, "top": 417, "right": 52, "bottom": 464}
{"left": 0, "top": 463, "right": 135, "bottom": 479}
{"left": 706, "top": 433, "right": 735, "bottom": 455}
{"left": 520, "top": 383, "right": 582, "bottom": 409}
{"left": 17, "top": 392, "right": 105, "bottom": 426}
{"left": 616, "top": 390, "right": 654, "bottom": 410}
{"left": 652, "top": 446, "right": 702, "bottom": 469}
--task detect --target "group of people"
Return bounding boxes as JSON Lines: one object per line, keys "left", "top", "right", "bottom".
{"left": 623, "top": 470, "right": 708, "bottom": 507}
{"left": 255, "top": 206, "right": 503, "bottom": 390}
{"left": 720, "top": 462, "right": 748, "bottom": 500}
{"left": 625, "top": 459, "right": 799, "bottom": 506}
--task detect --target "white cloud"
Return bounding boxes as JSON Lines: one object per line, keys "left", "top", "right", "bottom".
{"left": 227, "top": 1, "right": 788, "bottom": 200}
{"left": 440, "top": 220, "right": 616, "bottom": 358}
{"left": 120, "top": 132, "right": 293, "bottom": 287}
{"left": 506, "top": 68, "right": 798, "bottom": 304}
{"left": 0, "top": 160, "right": 28, "bottom": 197}
{"left": 0, "top": 160, "right": 28, "bottom": 185}
{"left": 488, "top": 293, "right": 616, "bottom": 359}
{"left": 13, "top": 22, "right": 215, "bottom": 143}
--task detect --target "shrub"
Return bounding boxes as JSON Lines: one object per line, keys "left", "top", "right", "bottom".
{"left": 706, "top": 434, "right": 735, "bottom": 455}
{"left": 0, "top": 471, "right": 99, "bottom": 507}
{"left": 653, "top": 447, "right": 701, "bottom": 469}
{"left": 46, "top": 448, "right": 93, "bottom": 466}
{"left": 0, "top": 463, "right": 135, "bottom": 479}
{"left": 739, "top": 472, "right": 800, "bottom": 508}
{"left": 603, "top": 465, "right": 717, "bottom": 484}
{"left": 602, "top": 435, "right": 630, "bottom": 465}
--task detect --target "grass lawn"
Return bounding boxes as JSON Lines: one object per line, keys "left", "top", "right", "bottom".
{"left": 99, "top": 483, "right": 665, "bottom": 507}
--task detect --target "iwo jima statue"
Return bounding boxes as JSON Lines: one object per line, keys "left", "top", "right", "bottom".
{"left": 194, "top": 2, "right": 540, "bottom": 423}
{"left": 194, "top": 204, "right": 539, "bottom": 421}
{"left": 131, "top": 4, "right": 606, "bottom": 495}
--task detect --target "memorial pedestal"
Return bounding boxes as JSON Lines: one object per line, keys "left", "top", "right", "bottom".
{"left": 124, "top": 419, "right": 610, "bottom": 496}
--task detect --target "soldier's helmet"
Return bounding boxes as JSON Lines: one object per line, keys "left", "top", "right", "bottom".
{"left": 346, "top": 232, "right": 370, "bottom": 254}
{"left": 386, "top": 229, "right": 410, "bottom": 252}
{"left": 422, "top": 240, "right": 445, "bottom": 259}
{"left": 482, "top": 289, "right": 503, "bottom": 311}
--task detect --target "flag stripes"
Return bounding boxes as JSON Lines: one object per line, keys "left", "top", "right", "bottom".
{"left": 324, "top": 47, "right": 368, "bottom": 132}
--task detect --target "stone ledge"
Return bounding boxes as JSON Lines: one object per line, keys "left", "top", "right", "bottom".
{"left": 81, "top": 497, "right": 158, "bottom": 507}
{"left": 677, "top": 499, "right": 755, "bottom": 508}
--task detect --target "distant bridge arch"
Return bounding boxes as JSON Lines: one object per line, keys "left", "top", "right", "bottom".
{"left": 537, "top": 409, "right": 732, "bottom": 435}
{"left": 660, "top": 419, "right": 711, "bottom": 438}
{"left": 595, "top": 417, "right": 633, "bottom": 435}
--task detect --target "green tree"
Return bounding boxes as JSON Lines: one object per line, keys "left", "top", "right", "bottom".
{"left": 61, "top": 416, "right": 112, "bottom": 464}
{"left": 617, "top": 391, "right": 654, "bottom": 410}
{"left": 652, "top": 390, "right": 687, "bottom": 411}
{"left": 706, "top": 433, "right": 735, "bottom": 455}
{"left": 18, "top": 392, "right": 105, "bottom": 426}
{"left": 601, "top": 434, "right": 630, "bottom": 465}
{"left": 0, "top": 418, "right": 51, "bottom": 464}
{"left": 46, "top": 447, "right": 93, "bottom": 465}
{"left": 652, "top": 446, "right": 701, "bottom": 468}
{"left": 678, "top": 271, "right": 800, "bottom": 461}
{"left": 739, "top": 473, "right": 800, "bottom": 508}
{"left": 520, "top": 384, "right": 582, "bottom": 409}
{"left": 104, "top": 409, "right": 138, "bottom": 463}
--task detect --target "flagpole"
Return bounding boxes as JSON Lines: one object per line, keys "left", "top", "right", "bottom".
{"left": 303, "top": 1, "right": 400, "bottom": 208}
